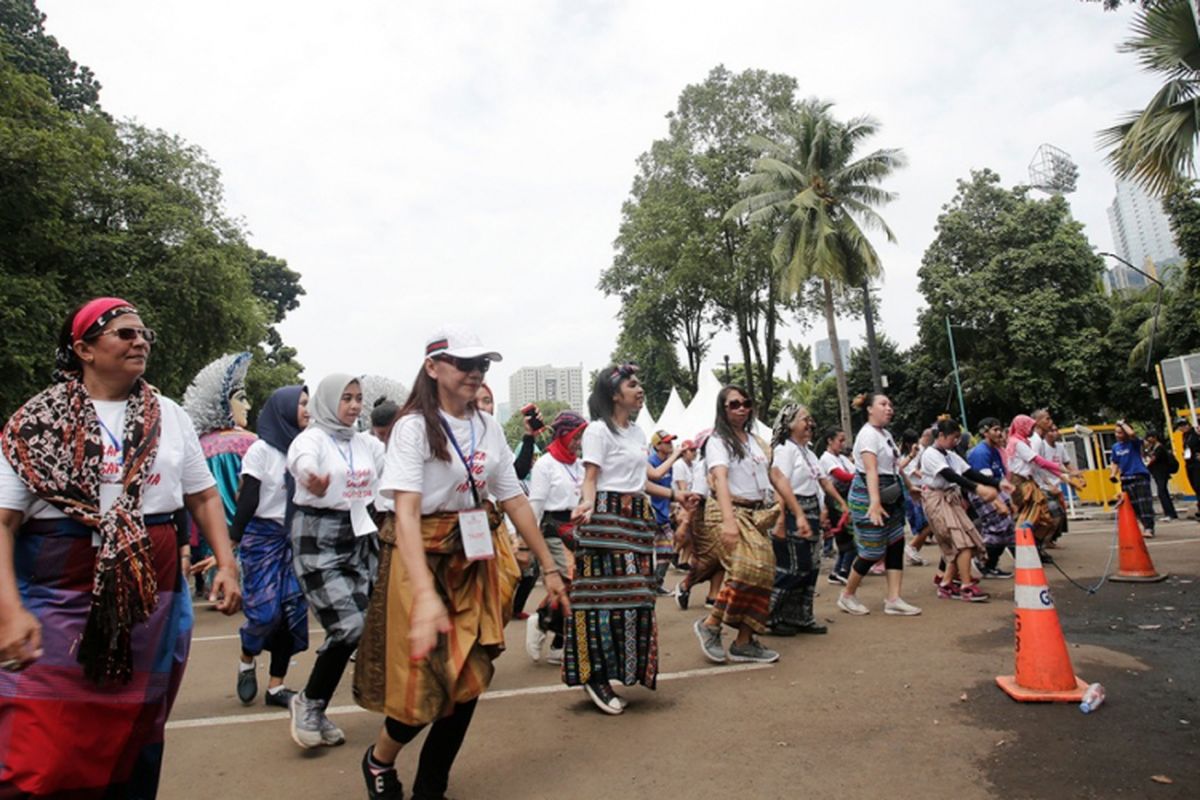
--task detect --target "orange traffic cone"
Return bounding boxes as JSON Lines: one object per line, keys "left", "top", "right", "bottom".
{"left": 995, "top": 523, "right": 1087, "bottom": 702}
{"left": 1110, "top": 492, "right": 1168, "bottom": 583}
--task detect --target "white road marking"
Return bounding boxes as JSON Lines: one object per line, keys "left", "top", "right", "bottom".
{"left": 165, "top": 663, "right": 773, "bottom": 730}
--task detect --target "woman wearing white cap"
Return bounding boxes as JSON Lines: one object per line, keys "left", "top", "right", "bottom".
{"left": 354, "top": 327, "right": 568, "bottom": 800}
{"left": 285, "top": 375, "right": 385, "bottom": 750}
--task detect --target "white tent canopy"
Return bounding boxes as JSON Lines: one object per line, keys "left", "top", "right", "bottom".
{"left": 634, "top": 404, "right": 658, "bottom": 439}
{"left": 653, "top": 387, "right": 686, "bottom": 438}
{"left": 653, "top": 365, "right": 775, "bottom": 445}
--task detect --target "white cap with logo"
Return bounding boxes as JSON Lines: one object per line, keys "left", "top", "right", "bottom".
{"left": 424, "top": 325, "right": 503, "bottom": 361}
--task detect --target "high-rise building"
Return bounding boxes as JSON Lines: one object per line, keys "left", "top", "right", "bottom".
{"left": 1106, "top": 178, "right": 1182, "bottom": 290}
{"left": 814, "top": 338, "right": 850, "bottom": 372}
{"left": 508, "top": 365, "right": 584, "bottom": 414}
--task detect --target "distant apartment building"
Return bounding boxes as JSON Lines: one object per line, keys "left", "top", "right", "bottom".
{"left": 1106, "top": 178, "right": 1183, "bottom": 291}
{"left": 814, "top": 338, "right": 850, "bottom": 372}
{"left": 509, "top": 365, "right": 584, "bottom": 413}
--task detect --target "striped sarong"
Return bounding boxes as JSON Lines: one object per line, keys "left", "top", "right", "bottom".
{"left": 0, "top": 516, "right": 191, "bottom": 798}
{"left": 239, "top": 517, "right": 309, "bottom": 658}
{"left": 707, "top": 501, "right": 778, "bottom": 634}
{"left": 848, "top": 474, "right": 906, "bottom": 560}
{"left": 563, "top": 491, "right": 657, "bottom": 689}
{"left": 353, "top": 507, "right": 520, "bottom": 726}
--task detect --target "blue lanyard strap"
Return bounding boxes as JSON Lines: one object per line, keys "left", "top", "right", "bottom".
{"left": 329, "top": 434, "right": 355, "bottom": 471}
{"left": 439, "top": 414, "right": 481, "bottom": 508}
{"left": 96, "top": 416, "right": 124, "bottom": 466}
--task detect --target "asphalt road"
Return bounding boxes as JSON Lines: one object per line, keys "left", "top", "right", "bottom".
{"left": 161, "top": 511, "right": 1200, "bottom": 800}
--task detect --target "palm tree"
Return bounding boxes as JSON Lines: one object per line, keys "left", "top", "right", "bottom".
{"left": 727, "top": 99, "right": 906, "bottom": 435}
{"left": 1099, "top": 0, "right": 1200, "bottom": 196}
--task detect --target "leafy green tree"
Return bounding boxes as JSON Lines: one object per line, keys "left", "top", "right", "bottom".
{"left": 913, "top": 169, "right": 1110, "bottom": 425}
{"left": 728, "top": 99, "right": 906, "bottom": 435}
{"left": 1099, "top": 0, "right": 1200, "bottom": 195}
{"left": 0, "top": 0, "right": 100, "bottom": 111}
{"left": 603, "top": 66, "right": 802, "bottom": 419}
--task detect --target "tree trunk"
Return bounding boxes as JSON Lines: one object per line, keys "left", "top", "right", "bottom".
{"left": 824, "top": 278, "right": 852, "bottom": 435}
{"left": 862, "top": 278, "right": 883, "bottom": 394}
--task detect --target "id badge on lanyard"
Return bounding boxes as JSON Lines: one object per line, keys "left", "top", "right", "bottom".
{"left": 440, "top": 415, "right": 496, "bottom": 561}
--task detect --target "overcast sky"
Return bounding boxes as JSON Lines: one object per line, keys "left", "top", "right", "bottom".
{"left": 40, "top": 0, "right": 1161, "bottom": 405}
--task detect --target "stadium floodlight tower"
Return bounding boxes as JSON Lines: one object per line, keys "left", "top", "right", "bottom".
{"left": 1028, "top": 143, "right": 1079, "bottom": 195}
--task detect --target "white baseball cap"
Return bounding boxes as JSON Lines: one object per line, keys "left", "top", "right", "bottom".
{"left": 424, "top": 325, "right": 502, "bottom": 361}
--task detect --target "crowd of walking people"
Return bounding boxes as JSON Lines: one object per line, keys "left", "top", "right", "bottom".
{"left": 1, "top": 297, "right": 1195, "bottom": 798}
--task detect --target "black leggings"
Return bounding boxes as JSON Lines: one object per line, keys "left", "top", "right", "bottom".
{"left": 384, "top": 700, "right": 478, "bottom": 800}
{"left": 851, "top": 536, "right": 904, "bottom": 576}
{"left": 983, "top": 543, "right": 1014, "bottom": 571}
{"left": 243, "top": 624, "right": 295, "bottom": 679}
{"left": 304, "top": 640, "right": 356, "bottom": 702}
{"left": 513, "top": 564, "right": 539, "bottom": 616}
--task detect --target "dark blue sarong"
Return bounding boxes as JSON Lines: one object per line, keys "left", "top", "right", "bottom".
{"left": 239, "top": 517, "right": 308, "bottom": 657}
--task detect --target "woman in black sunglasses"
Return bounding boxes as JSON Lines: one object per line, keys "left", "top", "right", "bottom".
{"left": 0, "top": 297, "right": 241, "bottom": 798}
{"left": 355, "top": 328, "right": 567, "bottom": 799}
{"left": 692, "top": 385, "right": 792, "bottom": 664}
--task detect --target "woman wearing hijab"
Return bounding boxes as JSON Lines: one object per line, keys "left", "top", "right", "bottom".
{"left": 285, "top": 374, "right": 385, "bottom": 750}
{"left": 524, "top": 411, "right": 588, "bottom": 664}
{"left": 354, "top": 327, "right": 566, "bottom": 799}
{"left": 230, "top": 385, "right": 312, "bottom": 706}
{"left": 1004, "top": 414, "right": 1065, "bottom": 559}
{"left": 0, "top": 297, "right": 241, "bottom": 799}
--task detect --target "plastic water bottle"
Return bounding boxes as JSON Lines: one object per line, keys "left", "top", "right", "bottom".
{"left": 1079, "top": 683, "right": 1106, "bottom": 714}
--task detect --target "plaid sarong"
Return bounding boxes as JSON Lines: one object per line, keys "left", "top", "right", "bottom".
{"left": 771, "top": 494, "right": 821, "bottom": 614}
{"left": 1122, "top": 473, "right": 1156, "bottom": 531}
{"left": 291, "top": 509, "right": 377, "bottom": 652}
{"left": 706, "top": 501, "right": 778, "bottom": 634}
{"left": 969, "top": 490, "right": 1015, "bottom": 547}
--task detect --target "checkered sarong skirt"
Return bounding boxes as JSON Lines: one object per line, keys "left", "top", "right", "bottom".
{"left": 1121, "top": 473, "right": 1155, "bottom": 529}
{"left": 291, "top": 508, "right": 377, "bottom": 653}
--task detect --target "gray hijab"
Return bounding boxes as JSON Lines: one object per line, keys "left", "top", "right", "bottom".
{"left": 309, "top": 373, "right": 359, "bottom": 441}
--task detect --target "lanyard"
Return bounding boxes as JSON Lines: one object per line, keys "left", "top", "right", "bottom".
{"left": 329, "top": 435, "right": 355, "bottom": 471}
{"left": 96, "top": 415, "right": 124, "bottom": 466}
{"left": 560, "top": 460, "right": 582, "bottom": 487}
{"left": 440, "top": 414, "right": 482, "bottom": 508}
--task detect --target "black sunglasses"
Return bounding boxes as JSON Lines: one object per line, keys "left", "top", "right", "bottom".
{"left": 94, "top": 326, "right": 157, "bottom": 344}
{"left": 725, "top": 399, "right": 753, "bottom": 411}
{"left": 436, "top": 354, "right": 491, "bottom": 374}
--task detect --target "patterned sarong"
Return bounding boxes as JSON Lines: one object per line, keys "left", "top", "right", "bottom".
{"left": 354, "top": 508, "right": 519, "bottom": 727}
{"left": 563, "top": 491, "right": 658, "bottom": 689}
{"left": 848, "top": 474, "right": 906, "bottom": 560}
{"left": 685, "top": 500, "right": 724, "bottom": 587}
{"left": 1010, "top": 476, "right": 1056, "bottom": 544}
{"left": 239, "top": 517, "right": 308, "bottom": 658}
{"left": 707, "top": 501, "right": 778, "bottom": 634}
{"left": 968, "top": 490, "right": 1015, "bottom": 547}
{"left": 771, "top": 494, "right": 821, "bottom": 613}
{"left": 0, "top": 517, "right": 191, "bottom": 798}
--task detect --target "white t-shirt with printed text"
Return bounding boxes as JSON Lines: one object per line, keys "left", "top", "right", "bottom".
{"left": 774, "top": 439, "right": 826, "bottom": 497}
{"left": 853, "top": 425, "right": 900, "bottom": 475}
{"left": 706, "top": 434, "right": 770, "bottom": 502}
{"left": 0, "top": 396, "right": 215, "bottom": 519}
{"left": 528, "top": 454, "right": 583, "bottom": 522}
{"left": 287, "top": 427, "right": 385, "bottom": 511}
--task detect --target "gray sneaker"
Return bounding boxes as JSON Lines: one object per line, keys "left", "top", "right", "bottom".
{"left": 289, "top": 690, "right": 326, "bottom": 749}
{"left": 727, "top": 639, "right": 780, "bottom": 664}
{"left": 319, "top": 711, "right": 346, "bottom": 746}
{"left": 693, "top": 618, "right": 726, "bottom": 664}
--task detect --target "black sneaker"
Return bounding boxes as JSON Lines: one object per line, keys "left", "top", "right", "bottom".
{"left": 674, "top": 581, "right": 690, "bottom": 611}
{"left": 236, "top": 666, "right": 257, "bottom": 705}
{"left": 584, "top": 678, "right": 624, "bottom": 715}
{"left": 981, "top": 567, "right": 1013, "bottom": 580}
{"left": 264, "top": 687, "right": 296, "bottom": 708}
{"left": 362, "top": 747, "right": 404, "bottom": 799}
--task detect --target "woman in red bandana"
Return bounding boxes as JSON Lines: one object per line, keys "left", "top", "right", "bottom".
{"left": 524, "top": 412, "right": 587, "bottom": 664}
{"left": 0, "top": 297, "right": 242, "bottom": 799}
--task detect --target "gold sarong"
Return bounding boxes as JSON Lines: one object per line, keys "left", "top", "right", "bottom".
{"left": 353, "top": 507, "right": 520, "bottom": 726}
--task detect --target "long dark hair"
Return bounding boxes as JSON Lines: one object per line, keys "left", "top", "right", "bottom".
{"left": 398, "top": 366, "right": 455, "bottom": 462}
{"left": 589, "top": 363, "right": 638, "bottom": 433}
{"left": 712, "top": 384, "right": 753, "bottom": 461}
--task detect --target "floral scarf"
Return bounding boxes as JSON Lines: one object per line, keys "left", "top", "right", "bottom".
{"left": 1, "top": 377, "right": 162, "bottom": 684}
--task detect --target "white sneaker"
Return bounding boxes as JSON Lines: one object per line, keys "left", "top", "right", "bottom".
{"left": 524, "top": 615, "right": 545, "bottom": 662}
{"left": 884, "top": 597, "right": 922, "bottom": 616}
{"left": 905, "top": 545, "right": 927, "bottom": 566}
{"left": 837, "top": 593, "right": 870, "bottom": 616}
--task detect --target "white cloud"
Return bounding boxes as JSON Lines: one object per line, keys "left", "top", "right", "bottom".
{"left": 39, "top": 0, "right": 1161, "bottom": 402}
